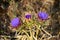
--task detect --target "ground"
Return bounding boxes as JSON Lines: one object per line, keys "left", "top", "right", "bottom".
{"left": 0, "top": 0, "right": 60, "bottom": 40}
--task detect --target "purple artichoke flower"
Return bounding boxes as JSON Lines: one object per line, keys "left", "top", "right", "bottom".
{"left": 10, "top": 17, "right": 20, "bottom": 27}
{"left": 25, "top": 14, "right": 31, "bottom": 19}
{"left": 38, "top": 12, "right": 48, "bottom": 20}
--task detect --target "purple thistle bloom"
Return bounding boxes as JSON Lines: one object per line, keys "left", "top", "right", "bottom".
{"left": 38, "top": 12, "right": 48, "bottom": 20}
{"left": 25, "top": 14, "right": 31, "bottom": 19}
{"left": 10, "top": 17, "right": 20, "bottom": 27}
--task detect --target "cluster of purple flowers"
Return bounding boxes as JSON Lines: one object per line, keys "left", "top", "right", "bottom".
{"left": 10, "top": 17, "right": 20, "bottom": 27}
{"left": 38, "top": 12, "right": 48, "bottom": 20}
{"left": 25, "top": 14, "right": 31, "bottom": 19}
{"left": 10, "top": 12, "right": 49, "bottom": 28}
